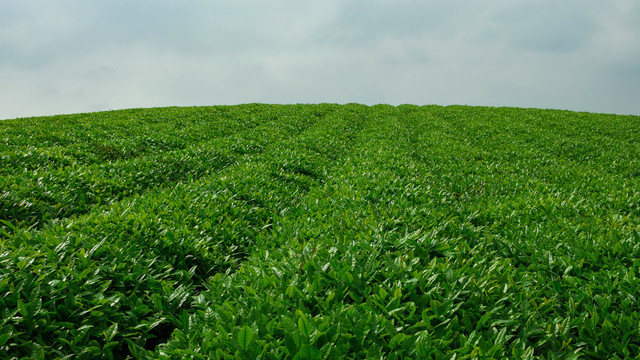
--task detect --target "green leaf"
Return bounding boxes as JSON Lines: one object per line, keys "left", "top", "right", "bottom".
{"left": 148, "top": 317, "right": 166, "bottom": 331}
{"left": 285, "top": 333, "right": 299, "bottom": 355}
{"left": 151, "top": 293, "right": 164, "bottom": 311}
{"left": 0, "top": 332, "right": 11, "bottom": 347}
{"left": 494, "top": 327, "right": 507, "bottom": 345}
{"left": 0, "top": 219, "right": 19, "bottom": 233}
{"left": 30, "top": 342, "right": 44, "bottom": 360}
{"left": 104, "top": 323, "right": 118, "bottom": 341}
{"left": 103, "top": 341, "right": 120, "bottom": 351}
{"left": 394, "top": 287, "right": 402, "bottom": 299}
{"left": 298, "top": 345, "right": 321, "bottom": 360}
{"left": 298, "top": 316, "right": 312, "bottom": 339}
{"left": 378, "top": 287, "right": 388, "bottom": 300}
{"left": 561, "top": 317, "right": 571, "bottom": 337}
{"left": 17, "top": 300, "right": 29, "bottom": 318}
{"left": 238, "top": 325, "right": 253, "bottom": 351}
{"left": 125, "top": 338, "right": 154, "bottom": 360}
{"left": 28, "top": 298, "right": 42, "bottom": 317}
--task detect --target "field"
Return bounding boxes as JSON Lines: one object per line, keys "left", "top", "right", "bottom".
{"left": 1, "top": 104, "right": 640, "bottom": 359}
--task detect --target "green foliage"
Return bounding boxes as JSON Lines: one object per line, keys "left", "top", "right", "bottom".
{"left": 1, "top": 104, "right": 639, "bottom": 359}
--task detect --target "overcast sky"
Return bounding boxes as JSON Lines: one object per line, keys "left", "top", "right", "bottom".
{"left": 1, "top": 0, "right": 639, "bottom": 119}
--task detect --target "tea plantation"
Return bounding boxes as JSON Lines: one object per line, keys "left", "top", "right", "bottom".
{"left": 1, "top": 104, "right": 639, "bottom": 359}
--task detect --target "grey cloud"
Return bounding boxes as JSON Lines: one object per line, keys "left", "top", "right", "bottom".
{"left": 316, "top": 1, "right": 478, "bottom": 46}
{"left": 0, "top": 1, "right": 258, "bottom": 68}
{"left": 492, "top": 1, "right": 604, "bottom": 53}
{"left": 1, "top": 1, "right": 640, "bottom": 119}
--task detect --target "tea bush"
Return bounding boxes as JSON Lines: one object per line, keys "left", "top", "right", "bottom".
{"left": 1, "top": 104, "right": 639, "bottom": 359}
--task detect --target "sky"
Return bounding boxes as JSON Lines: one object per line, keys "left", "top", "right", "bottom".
{"left": 1, "top": 0, "right": 639, "bottom": 120}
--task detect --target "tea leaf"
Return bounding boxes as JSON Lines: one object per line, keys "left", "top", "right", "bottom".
{"left": 238, "top": 325, "right": 253, "bottom": 351}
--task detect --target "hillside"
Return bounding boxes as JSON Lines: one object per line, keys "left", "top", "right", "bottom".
{"left": 1, "top": 104, "right": 640, "bottom": 359}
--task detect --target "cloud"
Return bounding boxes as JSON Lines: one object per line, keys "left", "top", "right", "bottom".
{"left": 491, "top": 0, "right": 604, "bottom": 53}
{"left": 1, "top": 1, "right": 639, "bottom": 119}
